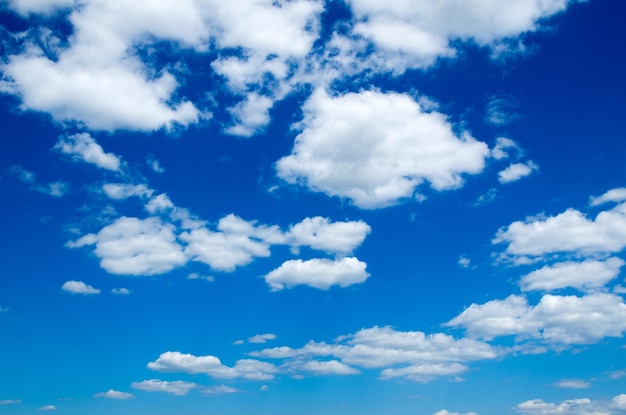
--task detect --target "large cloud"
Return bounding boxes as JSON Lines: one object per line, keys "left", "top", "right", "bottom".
{"left": 276, "top": 90, "right": 489, "bottom": 208}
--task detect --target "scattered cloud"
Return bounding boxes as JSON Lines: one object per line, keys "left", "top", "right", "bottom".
{"left": 131, "top": 379, "right": 196, "bottom": 396}
{"left": 590, "top": 187, "right": 626, "bottom": 206}
{"left": 458, "top": 256, "right": 471, "bottom": 268}
{"left": 264, "top": 257, "right": 369, "bottom": 291}
{"left": 94, "top": 389, "right": 135, "bottom": 399}
{"left": 276, "top": 90, "right": 489, "bottom": 209}
{"left": 202, "top": 385, "right": 243, "bottom": 395}
{"left": 248, "top": 334, "right": 277, "bottom": 344}
{"left": 54, "top": 133, "right": 121, "bottom": 171}
{"left": 7, "top": 0, "right": 74, "bottom": 15}
{"left": 519, "top": 258, "right": 624, "bottom": 292}
{"left": 9, "top": 165, "right": 36, "bottom": 183}
{"left": 187, "top": 273, "right": 215, "bottom": 282}
{"left": 434, "top": 411, "right": 478, "bottom": 415}
{"left": 111, "top": 288, "right": 130, "bottom": 295}
{"left": 38, "top": 405, "right": 56, "bottom": 411}
{"left": 491, "top": 137, "right": 522, "bottom": 160}
{"left": 513, "top": 396, "right": 626, "bottom": 415}
{"left": 146, "top": 155, "right": 165, "bottom": 174}
{"left": 485, "top": 96, "right": 521, "bottom": 126}
{"left": 61, "top": 280, "right": 101, "bottom": 295}
{"left": 102, "top": 183, "right": 153, "bottom": 200}
{"left": 498, "top": 161, "right": 539, "bottom": 184}
{"left": 0, "top": 399, "right": 21, "bottom": 405}
{"left": 285, "top": 217, "right": 371, "bottom": 254}
{"left": 9, "top": 165, "right": 69, "bottom": 197}
{"left": 554, "top": 379, "right": 591, "bottom": 389}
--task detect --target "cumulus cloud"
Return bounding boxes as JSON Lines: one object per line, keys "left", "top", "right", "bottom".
{"left": 498, "top": 161, "right": 539, "bottom": 184}
{"left": 54, "top": 133, "right": 121, "bottom": 171}
{"left": 300, "top": 360, "right": 360, "bottom": 376}
{"left": 485, "top": 97, "right": 521, "bottom": 126}
{"left": 447, "top": 293, "right": 626, "bottom": 346}
{"left": 61, "top": 280, "right": 101, "bottom": 295}
{"left": 131, "top": 379, "right": 196, "bottom": 396}
{"left": 264, "top": 257, "right": 369, "bottom": 291}
{"left": 70, "top": 217, "right": 186, "bottom": 276}
{"left": 519, "top": 258, "right": 624, "bottom": 292}
{"left": 554, "top": 379, "right": 591, "bottom": 389}
{"left": 515, "top": 397, "right": 606, "bottom": 415}
{"left": 148, "top": 351, "right": 277, "bottom": 381}
{"left": 276, "top": 90, "right": 489, "bottom": 208}
{"left": 380, "top": 363, "right": 468, "bottom": 382}
{"left": 103, "top": 183, "right": 153, "bottom": 200}
{"left": 285, "top": 217, "right": 371, "bottom": 254}
{"left": 491, "top": 137, "right": 522, "bottom": 160}
{"left": 248, "top": 334, "right": 277, "bottom": 344}
{"left": 38, "top": 405, "right": 56, "bottom": 411}
{"left": 590, "top": 187, "right": 626, "bottom": 206}
{"left": 94, "top": 389, "right": 135, "bottom": 399}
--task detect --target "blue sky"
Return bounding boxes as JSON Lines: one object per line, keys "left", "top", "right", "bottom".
{"left": 1, "top": 0, "right": 626, "bottom": 414}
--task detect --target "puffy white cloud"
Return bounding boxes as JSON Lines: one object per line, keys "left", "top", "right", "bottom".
{"left": 61, "top": 280, "right": 101, "bottom": 295}
{"left": 202, "top": 385, "right": 242, "bottom": 394}
{"left": 102, "top": 183, "right": 153, "bottom": 200}
{"left": 145, "top": 194, "right": 175, "bottom": 214}
{"left": 494, "top": 203, "right": 626, "bottom": 258}
{"left": 380, "top": 363, "right": 468, "bottom": 382}
{"left": 84, "top": 217, "right": 186, "bottom": 276}
{"left": 447, "top": 293, "right": 626, "bottom": 346}
{"left": 38, "top": 405, "right": 56, "bottom": 411}
{"left": 131, "top": 379, "right": 196, "bottom": 396}
{"left": 498, "top": 161, "right": 539, "bottom": 184}
{"left": 554, "top": 379, "right": 591, "bottom": 389}
{"left": 519, "top": 258, "right": 624, "bottom": 292}
{"left": 514, "top": 397, "right": 615, "bottom": 415}
{"left": 491, "top": 137, "right": 521, "bottom": 160}
{"left": 276, "top": 90, "right": 488, "bottom": 208}
{"left": 286, "top": 217, "right": 371, "bottom": 254}
{"left": 264, "top": 257, "right": 369, "bottom": 291}
{"left": 8, "top": 0, "right": 74, "bottom": 15}
{"left": 590, "top": 187, "right": 626, "bottom": 206}
{"left": 248, "top": 334, "right": 277, "bottom": 344}
{"left": 300, "top": 360, "right": 360, "bottom": 376}
{"left": 613, "top": 394, "right": 626, "bottom": 410}
{"left": 94, "top": 389, "right": 135, "bottom": 399}
{"left": 54, "top": 133, "right": 121, "bottom": 171}
{"left": 225, "top": 93, "right": 274, "bottom": 137}
{"left": 148, "top": 351, "right": 277, "bottom": 381}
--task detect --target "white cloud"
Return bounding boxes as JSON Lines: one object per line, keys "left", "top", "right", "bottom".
{"left": 145, "top": 194, "right": 175, "bottom": 214}
{"left": 94, "top": 389, "right": 135, "bottom": 399}
{"left": 131, "top": 379, "right": 196, "bottom": 396}
{"left": 614, "top": 394, "right": 626, "bottom": 410}
{"left": 10, "top": 165, "right": 69, "bottom": 197}
{"left": 202, "top": 385, "right": 242, "bottom": 394}
{"left": 111, "top": 288, "right": 130, "bottom": 295}
{"left": 62, "top": 280, "right": 101, "bottom": 295}
{"left": 264, "top": 257, "right": 369, "bottom": 291}
{"left": 248, "top": 334, "right": 277, "bottom": 344}
{"left": 458, "top": 256, "right": 471, "bottom": 268}
{"left": 9, "top": 165, "right": 36, "bottom": 183}
{"left": 102, "top": 183, "right": 153, "bottom": 200}
{"left": 8, "top": 0, "right": 74, "bottom": 15}
{"left": 300, "top": 360, "right": 360, "bottom": 376}
{"left": 38, "top": 405, "right": 56, "bottom": 411}
{"left": 148, "top": 351, "right": 276, "bottom": 381}
{"left": 491, "top": 137, "right": 522, "bottom": 160}
{"left": 486, "top": 97, "right": 521, "bottom": 126}
{"left": 519, "top": 258, "right": 624, "bottom": 292}
{"left": 286, "top": 217, "right": 371, "bottom": 254}
{"left": 554, "top": 379, "right": 591, "bottom": 389}
{"left": 276, "top": 90, "right": 489, "bottom": 208}
{"left": 225, "top": 93, "right": 274, "bottom": 137}
{"left": 380, "top": 363, "right": 468, "bottom": 382}
{"left": 0, "top": 399, "right": 21, "bottom": 405}
{"left": 84, "top": 217, "right": 186, "bottom": 276}
{"left": 498, "top": 161, "right": 538, "bottom": 184}
{"left": 447, "top": 293, "right": 626, "bottom": 346}
{"left": 434, "top": 411, "right": 478, "bottom": 415}
{"left": 146, "top": 156, "right": 165, "bottom": 174}
{"left": 590, "top": 187, "right": 626, "bottom": 206}
{"left": 54, "top": 133, "right": 121, "bottom": 171}
{"left": 515, "top": 398, "right": 603, "bottom": 415}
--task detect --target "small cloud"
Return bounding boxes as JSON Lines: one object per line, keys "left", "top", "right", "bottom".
{"left": 458, "top": 256, "right": 470, "bottom": 268}
{"left": 554, "top": 379, "right": 590, "bottom": 389}
{"left": 202, "top": 385, "right": 242, "bottom": 395}
{"left": 232, "top": 340, "right": 244, "bottom": 345}
{"left": 36, "top": 181, "right": 69, "bottom": 197}
{"left": 490, "top": 137, "right": 521, "bottom": 160}
{"left": 94, "top": 389, "right": 135, "bottom": 399}
{"left": 188, "top": 273, "right": 215, "bottom": 282}
{"left": 485, "top": 96, "right": 521, "bottom": 126}
{"left": 248, "top": 334, "right": 277, "bottom": 344}
{"left": 39, "top": 405, "right": 57, "bottom": 411}
{"left": 614, "top": 285, "right": 626, "bottom": 294}
{"left": 498, "top": 161, "right": 538, "bottom": 184}
{"left": 111, "top": 288, "right": 130, "bottom": 295}
{"left": 590, "top": 187, "right": 626, "bottom": 206}
{"left": 131, "top": 379, "right": 196, "bottom": 396}
{"left": 0, "top": 400, "right": 21, "bottom": 405}
{"left": 260, "top": 385, "right": 269, "bottom": 392}
{"left": 54, "top": 133, "right": 121, "bottom": 171}
{"left": 473, "top": 188, "right": 497, "bottom": 207}
{"left": 62, "top": 280, "right": 101, "bottom": 295}
{"left": 147, "top": 155, "right": 165, "bottom": 174}
{"left": 9, "top": 165, "right": 36, "bottom": 183}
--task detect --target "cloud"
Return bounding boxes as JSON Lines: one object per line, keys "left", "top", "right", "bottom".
{"left": 285, "top": 217, "right": 371, "bottom": 254}
{"left": 62, "top": 280, "right": 101, "bottom": 295}
{"left": 590, "top": 187, "right": 626, "bottom": 206}
{"left": 225, "top": 93, "right": 274, "bottom": 137}
{"left": 102, "top": 184, "right": 153, "bottom": 200}
{"left": 145, "top": 194, "right": 175, "bottom": 214}
{"left": 498, "top": 161, "right": 539, "bottom": 184}
{"left": 7, "top": 0, "right": 74, "bottom": 15}
{"left": 148, "top": 352, "right": 277, "bottom": 381}
{"left": 519, "top": 258, "right": 624, "bottom": 292}
{"left": 447, "top": 293, "right": 626, "bottom": 346}
{"left": 38, "top": 405, "right": 56, "bottom": 411}
{"left": 380, "top": 363, "right": 468, "bottom": 382}
{"left": 300, "top": 360, "right": 360, "bottom": 376}
{"left": 458, "top": 256, "right": 471, "bottom": 268}
{"left": 131, "top": 379, "right": 196, "bottom": 396}
{"left": 94, "top": 389, "right": 135, "bottom": 399}
{"left": 434, "top": 411, "right": 478, "bottom": 415}
{"left": 614, "top": 394, "right": 626, "bottom": 410}
{"left": 485, "top": 97, "right": 521, "bottom": 126}
{"left": 202, "top": 385, "right": 243, "bottom": 394}
{"left": 248, "top": 334, "right": 277, "bottom": 344}
{"left": 9, "top": 165, "right": 69, "bottom": 197}
{"left": 515, "top": 397, "right": 608, "bottom": 415}
{"left": 111, "top": 288, "right": 130, "bottom": 295}
{"left": 494, "top": 202, "right": 626, "bottom": 258}
{"left": 0, "top": 399, "right": 21, "bottom": 405}
{"left": 554, "top": 379, "right": 591, "bottom": 389}
{"left": 146, "top": 156, "right": 165, "bottom": 174}
{"left": 264, "top": 257, "right": 369, "bottom": 291}
{"left": 9, "top": 165, "right": 36, "bottom": 183}
{"left": 54, "top": 133, "right": 121, "bottom": 171}
{"left": 491, "top": 137, "right": 522, "bottom": 160}
{"left": 276, "top": 90, "right": 488, "bottom": 208}
{"left": 74, "top": 217, "right": 187, "bottom": 276}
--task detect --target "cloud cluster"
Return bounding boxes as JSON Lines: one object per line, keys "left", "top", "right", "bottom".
{"left": 515, "top": 394, "right": 626, "bottom": 415}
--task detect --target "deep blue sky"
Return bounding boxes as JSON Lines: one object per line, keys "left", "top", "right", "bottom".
{"left": 1, "top": 1, "right": 626, "bottom": 414}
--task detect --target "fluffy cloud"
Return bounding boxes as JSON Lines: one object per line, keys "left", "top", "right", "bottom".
{"left": 264, "top": 257, "right": 369, "bottom": 291}
{"left": 8, "top": 0, "right": 74, "bottom": 15}
{"left": 71, "top": 217, "right": 186, "bottom": 276}
{"left": 590, "top": 188, "right": 626, "bottom": 206}
{"left": 380, "top": 363, "right": 468, "bottom": 382}
{"left": 434, "top": 411, "right": 478, "bottom": 415}
{"left": 491, "top": 137, "right": 522, "bottom": 160}
{"left": 285, "top": 217, "right": 371, "bottom": 254}
{"left": 38, "top": 405, "right": 56, "bottom": 411}
{"left": 447, "top": 293, "right": 626, "bottom": 346}
{"left": 498, "top": 161, "right": 539, "bottom": 184}
{"left": 513, "top": 396, "right": 625, "bottom": 415}
{"left": 131, "top": 379, "right": 196, "bottom": 396}
{"left": 554, "top": 379, "right": 591, "bottom": 389}
{"left": 94, "top": 389, "right": 135, "bottom": 399}
{"left": 485, "top": 97, "right": 521, "bottom": 126}
{"left": 276, "top": 90, "right": 489, "bottom": 208}
{"left": 519, "top": 258, "right": 624, "bottom": 292}
{"left": 300, "top": 360, "right": 360, "bottom": 376}
{"left": 248, "top": 334, "right": 277, "bottom": 344}
{"left": 61, "top": 280, "right": 101, "bottom": 295}
{"left": 103, "top": 184, "right": 153, "bottom": 200}
{"left": 111, "top": 288, "right": 130, "bottom": 295}
{"left": 202, "top": 385, "right": 242, "bottom": 394}
{"left": 148, "top": 351, "right": 277, "bottom": 381}
{"left": 54, "top": 133, "right": 121, "bottom": 171}
{"left": 494, "top": 202, "right": 626, "bottom": 258}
